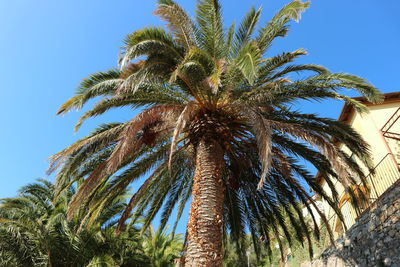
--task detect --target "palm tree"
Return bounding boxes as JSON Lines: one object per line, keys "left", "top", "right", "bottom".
{"left": 0, "top": 179, "right": 149, "bottom": 266}
{"left": 51, "top": 0, "right": 382, "bottom": 265}
{"left": 142, "top": 226, "right": 183, "bottom": 267}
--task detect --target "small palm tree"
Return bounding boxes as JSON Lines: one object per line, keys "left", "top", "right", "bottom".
{"left": 142, "top": 226, "right": 183, "bottom": 267}
{"left": 51, "top": 0, "right": 381, "bottom": 265}
{"left": 0, "top": 179, "right": 149, "bottom": 266}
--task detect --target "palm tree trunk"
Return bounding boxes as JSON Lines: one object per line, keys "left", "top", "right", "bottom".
{"left": 185, "top": 138, "right": 225, "bottom": 266}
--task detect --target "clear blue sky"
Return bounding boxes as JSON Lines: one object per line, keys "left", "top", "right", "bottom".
{"left": 1, "top": 0, "right": 399, "bottom": 232}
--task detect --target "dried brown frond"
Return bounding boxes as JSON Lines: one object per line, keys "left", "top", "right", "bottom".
{"left": 154, "top": 1, "right": 195, "bottom": 48}
{"left": 119, "top": 60, "right": 145, "bottom": 79}
{"left": 271, "top": 147, "right": 291, "bottom": 177}
{"left": 169, "top": 102, "right": 199, "bottom": 171}
{"left": 67, "top": 105, "right": 182, "bottom": 219}
{"left": 245, "top": 109, "right": 272, "bottom": 190}
{"left": 67, "top": 161, "right": 108, "bottom": 219}
{"left": 47, "top": 123, "right": 126, "bottom": 175}
{"left": 106, "top": 104, "right": 182, "bottom": 173}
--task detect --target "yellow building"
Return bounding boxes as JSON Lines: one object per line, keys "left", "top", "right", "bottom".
{"left": 318, "top": 92, "right": 400, "bottom": 239}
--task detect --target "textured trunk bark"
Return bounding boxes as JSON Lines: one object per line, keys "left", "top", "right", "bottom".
{"left": 185, "top": 138, "right": 225, "bottom": 267}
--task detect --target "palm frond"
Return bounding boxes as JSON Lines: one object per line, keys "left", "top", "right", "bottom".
{"left": 257, "top": 0, "right": 310, "bottom": 53}
{"left": 196, "top": 0, "right": 225, "bottom": 58}
{"left": 155, "top": 0, "right": 198, "bottom": 48}
{"left": 57, "top": 69, "right": 122, "bottom": 115}
{"left": 120, "top": 27, "right": 183, "bottom": 67}
{"left": 233, "top": 7, "right": 261, "bottom": 55}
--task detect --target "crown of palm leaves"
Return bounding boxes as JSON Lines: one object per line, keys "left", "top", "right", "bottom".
{"left": 50, "top": 0, "right": 382, "bottom": 261}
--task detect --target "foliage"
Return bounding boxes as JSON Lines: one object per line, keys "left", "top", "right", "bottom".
{"left": 142, "top": 226, "right": 183, "bottom": 267}
{"left": 223, "top": 216, "right": 330, "bottom": 266}
{"left": 51, "top": 0, "right": 382, "bottom": 263}
{"left": 0, "top": 179, "right": 150, "bottom": 266}
{"left": 269, "top": 222, "right": 330, "bottom": 267}
{"left": 224, "top": 235, "right": 263, "bottom": 267}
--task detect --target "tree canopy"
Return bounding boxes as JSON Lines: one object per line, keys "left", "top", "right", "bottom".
{"left": 50, "top": 0, "right": 381, "bottom": 264}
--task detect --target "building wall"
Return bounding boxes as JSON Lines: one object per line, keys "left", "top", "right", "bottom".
{"left": 369, "top": 102, "right": 400, "bottom": 163}
{"left": 319, "top": 102, "right": 400, "bottom": 238}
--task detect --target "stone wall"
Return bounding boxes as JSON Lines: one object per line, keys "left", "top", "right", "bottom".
{"left": 301, "top": 182, "right": 400, "bottom": 267}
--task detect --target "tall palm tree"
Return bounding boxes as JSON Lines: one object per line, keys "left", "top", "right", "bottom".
{"left": 0, "top": 179, "right": 149, "bottom": 266}
{"left": 51, "top": 0, "right": 382, "bottom": 265}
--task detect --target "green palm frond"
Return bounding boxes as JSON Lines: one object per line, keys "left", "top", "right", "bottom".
{"left": 235, "top": 42, "right": 262, "bottom": 85}
{"left": 196, "top": 0, "right": 225, "bottom": 58}
{"left": 121, "top": 27, "right": 183, "bottom": 66}
{"left": 57, "top": 69, "right": 122, "bottom": 115}
{"left": 257, "top": 0, "right": 310, "bottom": 53}
{"left": 233, "top": 6, "right": 262, "bottom": 55}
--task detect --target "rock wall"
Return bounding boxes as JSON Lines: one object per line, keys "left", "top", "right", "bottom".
{"left": 301, "top": 182, "right": 400, "bottom": 267}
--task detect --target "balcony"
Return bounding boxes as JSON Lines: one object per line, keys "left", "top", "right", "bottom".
{"left": 326, "top": 153, "right": 400, "bottom": 239}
